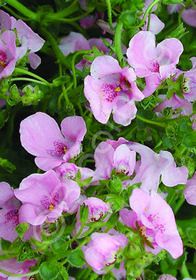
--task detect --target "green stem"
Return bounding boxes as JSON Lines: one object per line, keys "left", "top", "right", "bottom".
{"left": 106, "top": 0, "right": 115, "bottom": 29}
{"left": 46, "top": 9, "right": 94, "bottom": 23}
{"left": 181, "top": 263, "right": 191, "bottom": 279}
{"left": 51, "top": 0, "right": 79, "bottom": 18}
{"left": 5, "top": 0, "right": 37, "bottom": 20}
{"left": 174, "top": 196, "right": 185, "bottom": 214}
{"left": 114, "top": 21, "right": 124, "bottom": 65}
{"left": 71, "top": 50, "right": 92, "bottom": 88}
{"left": 41, "top": 28, "right": 69, "bottom": 69}
{"left": 131, "top": 0, "right": 160, "bottom": 29}
{"left": 11, "top": 77, "right": 49, "bottom": 86}
{"left": 136, "top": 115, "right": 166, "bottom": 128}
{"left": 147, "top": 10, "right": 152, "bottom": 31}
{"left": 0, "top": 268, "right": 39, "bottom": 277}
{"left": 14, "top": 68, "right": 52, "bottom": 86}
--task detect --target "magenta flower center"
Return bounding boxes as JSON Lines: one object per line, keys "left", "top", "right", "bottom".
{"left": 0, "top": 50, "right": 7, "bottom": 71}
{"left": 105, "top": 251, "right": 117, "bottom": 266}
{"left": 101, "top": 83, "right": 119, "bottom": 102}
{"left": 47, "top": 141, "right": 68, "bottom": 158}
{"left": 89, "top": 209, "right": 104, "bottom": 222}
{"left": 5, "top": 208, "right": 19, "bottom": 225}
{"left": 41, "top": 192, "right": 61, "bottom": 211}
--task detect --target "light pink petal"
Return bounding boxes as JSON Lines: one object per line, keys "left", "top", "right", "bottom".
{"left": 160, "top": 151, "right": 188, "bottom": 187}
{"left": 88, "top": 38, "right": 112, "bottom": 54}
{"left": 0, "top": 208, "right": 18, "bottom": 241}
{"left": 184, "top": 173, "right": 196, "bottom": 206}
{"left": 61, "top": 116, "right": 86, "bottom": 148}
{"left": 20, "top": 112, "right": 66, "bottom": 157}
{"left": 112, "top": 98, "right": 137, "bottom": 126}
{"left": 181, "top": 7, "right": 196, "bottom": 27}
{"left": 13, "top": 19, "right": 45, "bottom": 52}
{"left": 157, "top": 38, "right": 183, "bottom": 79}
{"left": 143, "top": 73, "right": 161, "bottom": 97}
{"left": 0, "top": 10, "right": 12, "bottom": 29}
{"left": 28, "top": 52, "right": 41, "bottom": 69}
{"left": 157, "top": 233, "right": 183, "bottom": 259}
{"left": 127, "top": 31, "right": 157, "bottom": 77}
{"left": 0, "top": 182, "right": 14, "bottom": 206}
{"left": 144, "top": 14, "right": 165, "bottom": 35}
{"left": 119, "top": 208, "right": 137, "bottom": 229}
{"left": 84, "top": 75, "right": 112, "bottom": 124}
{"left": 113, "top": 144, "right": 136, "bottom": 176}
{"left": 94, "top": 142, "right": 114, "bottom": 180}
{"left": 35, "top": 157, "right": 64, "bottom": 171}
{"left": 59, "top": 32, "right": 90, "bottom": 56}
{"left": 83, "top": 247, "right": 105, "bottom": 271}
{"left": 90, "top": 55, "right": 121, "bottom": 78}
{"left": 62, "top": 180, "right": 81, "bottom": 213}
{"left": 18, "top": 203, "right": 46, "bottom": 225}
{"left": 15, "top": 170, "right": 60, "bottom": 205}
{"left": 129, "top": 188, "right": 150, "bottom": 214}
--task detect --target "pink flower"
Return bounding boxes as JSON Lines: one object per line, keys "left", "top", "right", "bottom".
{"left": 0, "top": 9, "right": 45, "bottom": 69}
{"left": 20, "top": 112, "right": 87, "bottom": 171}
{"left": 73, "top": 197, "right": 109, "bottom": 237}
{"left": 59, "top": 32, "right": 112, "bottom": 70}
{"left": 82, "top": 232, "right": 127, "bottom": 274}
{"left": 184, "top": 173, "right": 196, "bottom": 206}
{"left": 0, "top": 182, "right": 21, "bottom": 242}
{"left": 84, "top": 55, "right": 144, "bottom": 125}
{"left": 55, "top": 162, "right": 94, "bottom": 181}
{"left": 142, "top": 14, "right": 165, "bottom": 35}
{"left": 168, "top": 4, "right": 196, "bottom": 27}
{"left": 15, "top": 170, "right": 81, "bottom": 226}
{"left": 157, "top": 275, "right": 177, "bottom": 280}
{"left": 127, "top": 142, "right": 188, "bottom": 192}
{"left": 0, "top": 30, "right": 23, "bottom": 79}
{"left": 0, "top": 257, "right": 36, "bottom": 280}
{"left": 120, "top": 188, "right": 183, "bottom": 259}
{"left": 106, "top": 138, "right": 188, "bottom": 192}
{"left": 93, "top": 141, "right": 136, "bottom": 183}
{"left": 127, "top": 31, "right": 183, "bottom": 97}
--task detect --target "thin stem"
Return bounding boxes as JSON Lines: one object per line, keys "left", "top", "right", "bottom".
{"left": 5, "top": 0, "right": 37, "bottom": 20}
{"left": 174, "top": 196, "right": 185, "bottom": 214}
{"left": 0, "top": 268, "right": 39, "bottom": 277}
{"left": 41, "top": 28, "right": 69, "bottom": 69}
{"left": 106, "top": 0, "right": 115, "bottom": 29}
{"left": 136, "top": 115, "right": 166, "bottom": 128}
{"left": 71, "top": 50, "right": 92, "bottom": 88}
{"left": 147, "top": 10, "right": 152, "bottom": 31}
{"left": 114, "top": 21, "right": 124, "bottom": 65}
{"left": 14, "top": 68, "right": 52, "bottom": 86}
{"left": 52, "top": 0, "right": 79, "bottom": 18}
{"left": 131, "top": 0, "right": 160, "bottom": 29}
{"left": 11, "top": 77, "right": 48, "bottom": 86}
{"left": 46, "top": 9, "right": 94, "bottom": 23}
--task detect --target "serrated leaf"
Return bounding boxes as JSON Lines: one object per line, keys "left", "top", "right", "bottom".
{"left": 15, "top": 222, "right": 30, "bottom": 239}
{"left": 39, "top": 261, "right": 59, "bottom": 280}
{"left": 0, "top": 157, "right": 16, "bottom": 173}
{"left": 1, "top": 238, "right": 11, "bottom": 250}
{"left": 67, "top": 248, "right": 86, "bottom": 267}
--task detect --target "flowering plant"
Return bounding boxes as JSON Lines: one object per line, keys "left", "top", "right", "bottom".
{"left": 0, "top": 0, "right": 196, "bottom": 279}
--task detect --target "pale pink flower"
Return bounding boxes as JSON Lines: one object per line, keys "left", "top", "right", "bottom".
{"left": 20, "top": 112, "right": 86, "bottom": 171}
{"left": 82, "top": 232, "right": 127, "bottom": 274}
{"left": 184, "top": 173, "right": 196, "bottom": 206}
{"left": 127, "top": 31, "right": 183, "bottom": 97}
{"left": 15, "top": 170, "right": 81, "bottom": 226}
{"left": 0, "top": 182, "right": 21, "bottom": 242}
{"left": 84, "top": 55, "right": 144, "bottom": 125}
{"left": 120, "top": 188, "right": 183, "bottom": 259}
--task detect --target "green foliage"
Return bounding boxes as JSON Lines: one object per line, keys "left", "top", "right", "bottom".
{"left": 39, "top": 261, "right": 59, "bottom": 280}
{"left": 15, "top": 222, "right": 30, "bottom": 239}
{"left": 67, "top": 248, "right": 86, "bottom": 267}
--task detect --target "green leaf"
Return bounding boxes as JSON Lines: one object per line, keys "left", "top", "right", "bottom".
{"left": 67, "top": 248, "right": 86, "bottom": 267}
{"left": 107, "top": 194, "right": 125, "bottom": 211}
{"left": 79, "top": 203, "right": 89, "bottom": 223}
{"left": 59, "top": 265, "right": 69, "bottom": 280}
{"left": 17, "top": 240, "right": 37, "bottom": 262}
{"left": 183, "top": 131, "right": 196, "bottom": 147}
{"left": 1, "top": 238, "right": 11, "bottom": 251}
{"left": 107, "top": 176, "right": 123, "bottom": 193}
{"left": 6, "top": 84, "right": 21, "bottom": 106}
{"left": 15, "top": 222, "right": 30, "bottom": 239}
{"left": 39, "top": 261, "right": 59, "bottom": 280}
{"left": 186, "top": 228, "right": 196, "bottom": 243}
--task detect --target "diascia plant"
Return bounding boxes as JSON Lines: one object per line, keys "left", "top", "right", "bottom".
{"left": 0, "top": 0, "right": 196, "bottom": 280}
